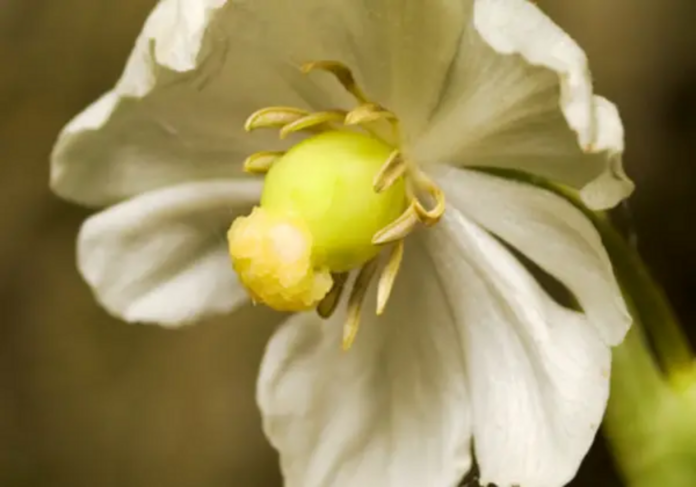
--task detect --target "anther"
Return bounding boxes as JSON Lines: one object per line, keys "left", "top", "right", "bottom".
{"left": 243, "top": 151, "right": 284, "bottom": 174}
{"left": 345, "top": 103, "right": 396, "bottom": 126}
{"left": 373, "top": 149, "right": 407, "bottom": 193}
{"left": 376, "top": 241, "right": 404, "bottom": 315}
{"left": 301, "top": 60, "right": 368, "bottom": 104}
{"left": 343, "top": 259, "right": 378, "bottom": 350}
{"left": 279, "top": 111, "right": 347, "bottom": 139}
{"left": 372, "top": 203, "right": 420, "bottom": 245}
{"left": 245, "top": 107, "right": 309, "bottom": 131}
{"left": 317, "top": 272, "right": 349, "bottom": 319}
{"left": 409, "top": 171, "right": 446, "bottom": 226}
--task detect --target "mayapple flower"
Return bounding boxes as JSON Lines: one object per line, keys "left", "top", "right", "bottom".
{"left": 50, "top": 0, "right": 635, "bottom": 486}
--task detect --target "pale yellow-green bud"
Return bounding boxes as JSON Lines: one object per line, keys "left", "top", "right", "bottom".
{"left": 228, "top": 130, "right": 407, "bottom": 311}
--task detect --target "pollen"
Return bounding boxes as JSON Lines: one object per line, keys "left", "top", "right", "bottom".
{"left": 227, "top": 207, "right": 333, "bottom": 312}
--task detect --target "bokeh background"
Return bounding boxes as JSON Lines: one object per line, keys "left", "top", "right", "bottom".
{"left": 1, "top": 1, "right": 694, "bottom": 486}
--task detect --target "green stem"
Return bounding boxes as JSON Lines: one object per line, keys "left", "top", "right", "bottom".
{"left": 593, "top": 213, "right": 696, "bottom": 487}
{"left": 593, "top": 215, "right": 694, "bottom": 382}
{"left": 603, "top": 325, "right": 668, "bottom": 482}
{"left": 603, "top": 303, "right": 696, "bottom": 487}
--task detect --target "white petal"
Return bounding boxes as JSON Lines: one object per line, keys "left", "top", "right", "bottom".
{"left": 78, "top": 179, "right": 262, "bottom": 325}
{"left": 51, "top": 0, "right": 466, "bottom": 206}
{"left": 50, "top": 0, "right": 344, "bottom": 206}
{"left": 258, "top": 244, "right": 472, "bottom": 487}
{"left": 436, "top": 167, "right": 631, "bottom": 346}
{"left": 410, "top": 0, "right": 633, "bottom": 210}
{"left": 427, "top": 210, "right": 611, "bottom": 487}
{"left": 308, "top": 0, "right": 467, "bottom": 139}
{"left": 207, "top": 0, "right": 466, "bottom": 140}
{"left": 50, "top": 0, "right": 250, "bottom": 206}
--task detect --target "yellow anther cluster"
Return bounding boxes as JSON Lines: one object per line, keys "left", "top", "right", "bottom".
{"left": 227, "top": 207, "right": 333, "bottom": 312}
{"left": 227, "top": 60, "right": 447, "bottom": 349}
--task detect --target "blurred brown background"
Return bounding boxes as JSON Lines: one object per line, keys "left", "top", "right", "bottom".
{"left": 0, "top": 1, "right": 694, "bottom": 486}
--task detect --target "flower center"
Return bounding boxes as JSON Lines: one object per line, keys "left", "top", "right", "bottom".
{"left": 227, "top": 60, "right": 446, "bottom": 349}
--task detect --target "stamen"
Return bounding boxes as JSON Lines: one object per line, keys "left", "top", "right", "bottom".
{"left": 372, "top": 203, "right": 420, "bottom": 245}
{"left": 376, "top": 240, "right": 404, "bottom": 315}
{"left": 245, "top": 107, "right": 309, "bottom": 131}
{"left": 343, "top": 259, "right": 378, "bottom": 350}
{"left": 301, "top": 60, "right": 368, "bottom": 104}
{"left": 279, "top": 110, "right": 347, "bottom": 139}
{"left": 408, "top": 171, "right": 446, "bottom": 226}
{"left": 317, "top": 272, "right": 349, "bottom": 319}
{"left": 236, "top": 60, "right": 451, "bottom": 331}
{"left": 345, "top": 103, "right": 396, "bottom": 126}
{"left": 243, "top": 151, "right": 284, "bottom": 174}
{"left": 373, "top": 149, "right": 406, "bottom": 193}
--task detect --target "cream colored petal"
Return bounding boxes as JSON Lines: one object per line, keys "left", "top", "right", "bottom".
{"left": 211, "top": 0, "right": 466, "bottom": 140}
{"left": 426, "top": 210, "right": 612, "bottom": 487}
{"left": 410, "top": 0, "right": 633, "bottom": 210}
{"left": 78, "top": 179, "right": 261, "bottom": 325}
{"left": 51, "top": 0, "right": 466, "bottom": 207}
{"left": 50, "top": 0, "right": 351, "bottom": 206}
{"left": 436, "top": 167, "right": 631, "bottom": 346}
{"left": 311, "top": 0, "right": 467, "bottom": 140}
{"left": 258, "top": 243, "right": 473, "bottom": 487}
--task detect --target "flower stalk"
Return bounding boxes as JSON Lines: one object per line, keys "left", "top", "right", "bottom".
{"left": 595, "top": 214, "right": 693, "bottom": 381}
{"left": 572, "top": 194, "right": 696, "bottom": 487}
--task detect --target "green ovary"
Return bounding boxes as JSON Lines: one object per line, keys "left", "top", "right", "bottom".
{"left": 261, "top": 130, "right": 407, "bottom": 272}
